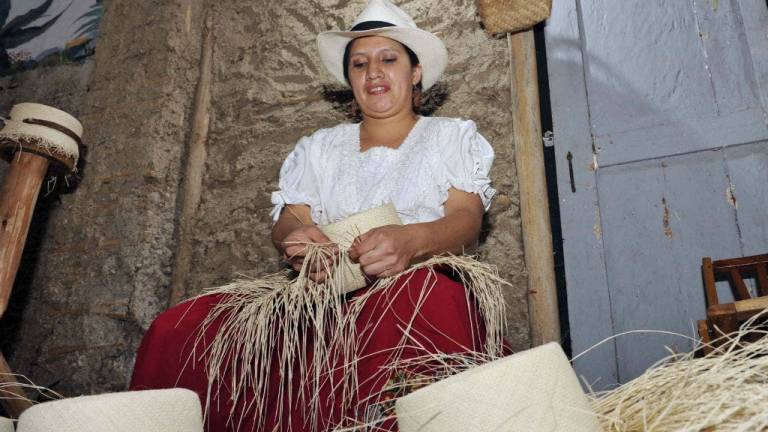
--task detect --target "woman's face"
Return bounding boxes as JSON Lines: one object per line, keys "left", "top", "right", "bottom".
{"left": 347, "top": 36, "right": 422, "bottom": 119}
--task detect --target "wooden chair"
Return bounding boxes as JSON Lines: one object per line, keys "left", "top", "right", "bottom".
{"left": 698, "top": 254, "right": 768, "bottom": 355}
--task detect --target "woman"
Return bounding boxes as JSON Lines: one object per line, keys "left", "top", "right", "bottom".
{"left": 130, "top": 0, "right": 500, "bottom": 430}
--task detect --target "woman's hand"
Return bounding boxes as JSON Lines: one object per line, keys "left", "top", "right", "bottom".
{"left": 281, "top": 225, "right": 336, "bottom": 282}
{"left": 348, "top": 224, "right": 420, "bottom": 278}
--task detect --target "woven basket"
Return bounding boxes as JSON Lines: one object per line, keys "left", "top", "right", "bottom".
{"left": 476, "top": 0, "right": 552, "bottom": 34}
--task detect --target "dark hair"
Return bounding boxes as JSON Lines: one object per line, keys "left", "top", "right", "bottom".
{"left": 342, "top": 38, "right": 423, "bottom": 91}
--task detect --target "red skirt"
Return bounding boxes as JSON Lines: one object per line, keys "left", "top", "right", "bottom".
{"left": 130, "top": 268, "right": 487, "bottom": 431}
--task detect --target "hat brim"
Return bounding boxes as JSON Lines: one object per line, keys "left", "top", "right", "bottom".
{"left": 317, "top": 27, "right": 447, "bottom": 91}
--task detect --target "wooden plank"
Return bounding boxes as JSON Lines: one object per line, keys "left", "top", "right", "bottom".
{"left": 729, "top": 269, "right": 752, "bottom": 300}
{"left": 544, "top": 0, "right": 619, "bottom": 388}
{"left": 724, "top": 142, "right": 768, "bottom": 256}
{"left": 600, "top": 150, "right": 743, "bottom": 381}
{"left": 594, "top": 109, "right": 767, "bottom": 167}
{"left": 737, "top": 0, "right": 768, "bottom": 109}
{"left": 713, "top": 254, "right": 768, "bottom": 269}
{"left": 508, "top": 30, "right": 560, "bottom": 346}
{"left": 578, "top": 0, "right": 718, "bottom": 137}
{"left": 733, "top": 296, "right": 768, "bottom": 316}
{"left": 757, "top": 264, "right": 768, "bottom": 297}
{"left": 577, "top": 0, "right": 768, "bottom": 168}
{"left": 702, "top": 257, "right": 719, "bottom": 307}
{"left": 693, "top": 0, "right": 763, "bottom": 114}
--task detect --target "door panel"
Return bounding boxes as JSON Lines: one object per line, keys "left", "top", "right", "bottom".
{"left": 599, "top": 152, "right": 744, "bottom": 380}
{"left": 725, "top": 141, "right": 768, "bottom": 255}
{"left": 545, "top": 0, "right": 768, "bottom": 386}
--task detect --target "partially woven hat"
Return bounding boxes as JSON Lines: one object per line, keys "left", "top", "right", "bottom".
{"left": 395, "top": 342, "right": 601, "bottom": 432}
{"left": 0, "top": 417, "right": 13, "bottom": 432}
{"left": 15, "top": 389, "right": 203, "bottom": 432}
{"left": 320, "top": 203, "right": 402, "bottom": 293}
{"left": 0, "top": 103, "right": 82, "bottom": 171}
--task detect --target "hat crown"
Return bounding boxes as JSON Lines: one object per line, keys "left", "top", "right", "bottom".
{"left": 351, "top": 0, "right": 417, "bottom": 29}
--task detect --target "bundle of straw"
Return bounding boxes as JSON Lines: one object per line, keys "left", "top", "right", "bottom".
{"left": 591, "top": 314, "right": 768, "bottom": 431}
{"left": 191, "top": 250, "right": 508, "bottom": 431}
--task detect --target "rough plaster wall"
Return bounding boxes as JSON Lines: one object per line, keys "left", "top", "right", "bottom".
{"left": 187, "top": 0, "right": 530, "bottom": 350}
{"left": 2, "top": 0, "right": 206, "bottom": 395}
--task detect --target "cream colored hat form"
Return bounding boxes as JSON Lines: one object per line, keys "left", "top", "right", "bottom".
{"left": 396, "top": 343, "right": 603, "bottom": 432}
{"left": 14, "top": 389, "right": 203, "bottom": 432}
{"left": 317, "top": 0, "right": 448, "bottom": 90}
{"left": 0, "top": 417, "right": 13, "bottom": 432}
{"left": 320, "top": 202, "right": 402, "bottom": 293}
{"left": 0, "top": 103, "right": 82, "bottom": 171}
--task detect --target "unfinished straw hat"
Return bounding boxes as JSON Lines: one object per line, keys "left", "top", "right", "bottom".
{"left": 395, "top": 342, "right": 602, "bottom": 432}
{"left": 15, "top": 389, "right": 203, "bottom": 432}
{"left": 317, "top": 0, "right": 448, "bottom": 90}
{"left": 0, "top": 103, "right": 82, "bottom": 171}
{"left": 320, "top": 202, "right": 403, "bottom": 293}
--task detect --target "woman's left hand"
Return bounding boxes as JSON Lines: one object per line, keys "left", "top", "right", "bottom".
{"left": 348, "top": 224, "right": 420, "bottom": 278}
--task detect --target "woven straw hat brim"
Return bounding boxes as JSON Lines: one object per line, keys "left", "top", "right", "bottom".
{"left": 15, "top": 389, "right": 203, "bottom": 432}
{"left": 395, "top": 343, "right": 602, "bottom": 432}
{"left": 317, "top": 26, "right": 447, "bottom": 91}
{"left": 0, "top": 417, "right": 13, "bottom": 432}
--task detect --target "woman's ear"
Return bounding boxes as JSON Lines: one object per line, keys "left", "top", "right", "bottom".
{"left": 411, "top": 64, "right": 423, "bottom": 86}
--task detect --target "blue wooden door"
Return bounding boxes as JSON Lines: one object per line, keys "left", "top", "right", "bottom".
{"left": 544, "top": 0, "right": 768, "bottom": 387}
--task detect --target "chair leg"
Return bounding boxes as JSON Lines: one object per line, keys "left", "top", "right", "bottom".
{"left": 697, "top": 319, "right": 713, "bottom": 356}
{"left": 0, "top": 351, "right": 32, "bottom": 418}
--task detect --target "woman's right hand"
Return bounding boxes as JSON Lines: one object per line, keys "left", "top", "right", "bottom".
{"left": 281, "top": 225, "right": 336, "bottom": 282}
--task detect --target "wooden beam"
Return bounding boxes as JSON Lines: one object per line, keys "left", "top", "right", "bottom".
{"left": 0, "top": 151, "right": 50, "bottom": 316}
{"left": 508, "top": 30, "right": 561, "bottom": 346}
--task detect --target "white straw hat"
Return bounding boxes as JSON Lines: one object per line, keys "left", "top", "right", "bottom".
{"left": 0, "top": 103, "right": 82, "bottom": 171}
{"left": 15, "top": 389, "right": 203, "bottom": 432}
{"left": 317, "top": 0, "right": 447, "bottom": 90}
{"left": 395, "top": 343, "right": 602, "bottom": 432}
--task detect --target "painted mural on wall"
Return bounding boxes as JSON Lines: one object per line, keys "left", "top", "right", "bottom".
{"left": 1, "top": 0, "right": 102, "bottom": 75}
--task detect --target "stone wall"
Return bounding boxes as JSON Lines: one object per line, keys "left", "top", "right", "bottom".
{"left": 1, "top": 0, "right": 529, "bottom": 398}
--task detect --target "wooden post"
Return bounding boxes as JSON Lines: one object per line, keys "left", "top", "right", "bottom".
{"left": 0, "top": 152, "right": 50, "bottom": 316}
{"left": 508, "top": 30, "right": 561, "bottom": 346}
{"left": 0, "top": 150, "right": 49, "bottom": 418}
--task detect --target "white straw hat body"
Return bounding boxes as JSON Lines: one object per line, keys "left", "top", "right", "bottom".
{"left": 15, "top": 389, "right": 203, "bottom": 432}
{"left": 0, "top": 417, "right": 13, "bottom": 432}
{"left": 395, "top": 343, "right": 602, "bottom": 432}
{"left": 317, "top": 0, "right": 447, "bottom": 90}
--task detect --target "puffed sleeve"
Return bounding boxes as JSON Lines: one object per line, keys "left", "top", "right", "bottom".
{"left": 270, "top": 134, "right": 321, "bottom": 222}
{"left": 442, "top": 119, "right": 497, "bottom": 211}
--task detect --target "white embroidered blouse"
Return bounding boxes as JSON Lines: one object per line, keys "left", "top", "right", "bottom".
{"left": 270, "top": 116, "right": 496, "bottom": 225}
